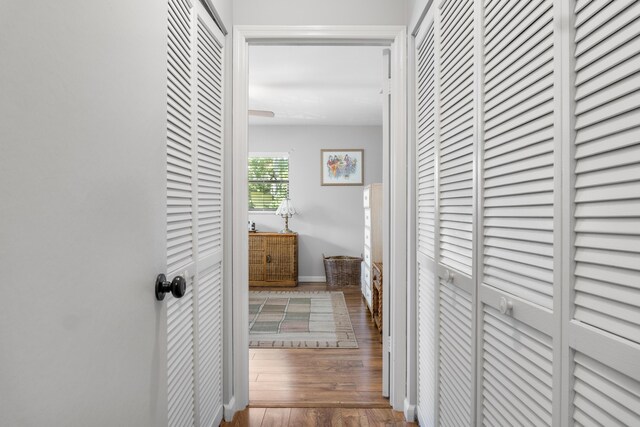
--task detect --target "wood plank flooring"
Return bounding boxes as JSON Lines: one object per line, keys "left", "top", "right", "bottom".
{"left": 222, "top": 284, "right": 417, "bottom": 425}
{"left": 221, "top": 407, "right": 418, "bottom": 426}
{"left": 248, "top": 283, "right": 388, "bottom": 408}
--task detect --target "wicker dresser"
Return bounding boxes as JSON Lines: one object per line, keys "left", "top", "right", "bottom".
{"left": 362, "top": 183, "right": 383, "bottom": 312}
{"left": 372, "top": 262, "right": 383, "bottom": 332}
{"left": 249, "top": 232, "right": 298, "bottom": 287}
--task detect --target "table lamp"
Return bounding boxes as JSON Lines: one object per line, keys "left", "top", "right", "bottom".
{"left": 275, "top": 197, "right": 297, "bottom": 233}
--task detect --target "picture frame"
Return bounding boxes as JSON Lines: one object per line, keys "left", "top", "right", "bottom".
{"left": 321, "top": 149, "right": 364, "bottom": 186}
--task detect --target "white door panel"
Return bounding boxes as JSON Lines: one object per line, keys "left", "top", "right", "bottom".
{"left": 166, "top": 0, "right": 225, "bottom": 425}
{"left": 570, "top": 1, "right": 640, "bottom": 423}
{"left": 0, "top": 1, "right": 167, "bottom": 425}
{"left": 414, "top": 0, "right": 640, "bottom": 425}
{"left": 437, "top": 279, "right": 473, "bottom": 427}
{"left": 415, "top": 15, "right": 437, "bottom": 426}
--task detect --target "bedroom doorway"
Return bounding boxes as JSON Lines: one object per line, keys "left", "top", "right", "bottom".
{"left": 246, "top": 44, "right": 386, "bottom": 407}
{"left": 231, "top": 26, "right": 407, "bottom": 416}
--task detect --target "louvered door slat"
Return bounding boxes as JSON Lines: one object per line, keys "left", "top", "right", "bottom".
{"left": 569, "top": 2, "right": 640, "bottom": 424}
{"left": 167, "top": 286, "right": 195, "bottom": 426}
{"left": 438, "top": 280, "right": 472, "bottom": 426}
{"left": 482, "top": 0, "right": 555, "bottom": 310}
{"left": 167, "top": 1, "right": 224, "bottom": 426}
{"left": 438, "top": 0, "right": 474, "bottom": 277}
{"left": 481, "top": 306, "right": 553, "bottom": 426}
{"left": 194, "top": 8, "right": 225, "bottom": 427}
{"left": 416, "top": 20, "right": 437, "bottom": 426}
{"left": 573, "top": 0, "right": 640, "bottom": 347}
{"left": 417, "top": 264, "right": 436, "bottom": 426}
{"left": 167, "top": 0, "right": 194, "bottom": 277}
{"left": 417, "top": 25, "right": 437, "bottom": 261}
{"left": 198, "top": 264, "right": 223, "bottom": 427}
{"left": 573, "top": 353, "right": 640, "bottom": 425}
{"left": 166, "top": 0, "right": 196, "bottom": 426}
{"left": 197, "top": 18, "right": 224, "bottom": 256}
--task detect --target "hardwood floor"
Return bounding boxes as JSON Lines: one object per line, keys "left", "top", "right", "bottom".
{"left": 221, "top": 407, "right": 418, "bottom": 426}
{"left": 248, "top": 283, "right": 389, "bottom": 408}
{"left": 223, "top": 283, "right": 417, "bottom": 425}
{"left": 222, "top": 283, "right": 417, "bottom": 427}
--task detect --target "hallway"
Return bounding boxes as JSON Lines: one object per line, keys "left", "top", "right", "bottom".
{"left": 222, "top": 283, "right": 416, "bottom": 425}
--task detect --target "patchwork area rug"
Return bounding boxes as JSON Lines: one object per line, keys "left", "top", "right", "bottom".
{"left": 249, "top": 291, "right": 358, "bottom": 349}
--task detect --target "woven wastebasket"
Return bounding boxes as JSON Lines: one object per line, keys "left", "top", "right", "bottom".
{"left": 323, "top": 254, "right": 362, "bottom": 287}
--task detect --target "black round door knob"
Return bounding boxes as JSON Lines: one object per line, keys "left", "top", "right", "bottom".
{"left": 155, "top": 274, "right": 186, "bottom": 301}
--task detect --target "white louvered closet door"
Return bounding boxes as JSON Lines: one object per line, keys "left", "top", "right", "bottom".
{"left": 415, "top": 13, "right": 437, "bottom": 427}
{"left": 570, "top": 1, "right": 640, "bottom": 424}
{"left": 479, "top": 0, "right": 557, "bottom": 425}
{"left": 435, "top": 0, "right": 476, "bottom": 425}
{"left": 167, "top": 0, "right": 225, "bottom": 426}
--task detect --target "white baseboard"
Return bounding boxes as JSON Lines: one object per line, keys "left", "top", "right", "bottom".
{"left": 404, "top": 397, "right": 417, "bottom": 422}
{"left": 223, "top": 396, "right": 236, "bottom": 422}
{"left": 298, "top": 275, "right": 326, "bottom": 282}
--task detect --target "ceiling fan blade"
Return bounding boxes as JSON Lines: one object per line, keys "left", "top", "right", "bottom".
{"left": 248, "top": 109, "right": 275, "bottom": 118}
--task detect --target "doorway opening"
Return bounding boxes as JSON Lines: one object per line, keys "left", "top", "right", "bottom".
{"left": 246, "top": 44, "right": 386, "bottom": 407}
{"left": 230, "top": 25, "right": 407, "bottom": 418}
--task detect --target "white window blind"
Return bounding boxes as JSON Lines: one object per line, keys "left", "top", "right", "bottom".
{"left": 248, "top": 154, "right": 289, "bottom": 211}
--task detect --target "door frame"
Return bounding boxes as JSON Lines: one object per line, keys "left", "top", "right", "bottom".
{"left": 229, "top": 25, "right": 407, "bottom": 417}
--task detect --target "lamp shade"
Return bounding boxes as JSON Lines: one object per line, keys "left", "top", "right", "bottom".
{"left": 275, "top": 198, "right": 296, "bottom": 216}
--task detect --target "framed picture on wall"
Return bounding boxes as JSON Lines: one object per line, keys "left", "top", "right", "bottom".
{"left": 321, "top": 149, "right": 364, "bottom": 186}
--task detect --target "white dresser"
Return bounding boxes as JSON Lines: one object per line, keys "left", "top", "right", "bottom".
{"left": 362, "top": 183, "right": 383, "bottom": 312}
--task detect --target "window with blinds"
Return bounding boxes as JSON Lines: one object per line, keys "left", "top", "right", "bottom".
{"left": 248, "top": 154, "right": 289, "bottom": 211}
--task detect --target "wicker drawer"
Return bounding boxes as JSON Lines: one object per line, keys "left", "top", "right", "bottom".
{"left": 372, "top": 262, "right": 383, "bottom": 332}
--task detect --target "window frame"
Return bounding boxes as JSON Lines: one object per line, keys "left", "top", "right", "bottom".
{"left": 248, "top": 151, "right": 290, "bottom": 213}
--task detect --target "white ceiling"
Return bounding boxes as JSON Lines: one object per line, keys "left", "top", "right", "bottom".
{"left": 248, "top": 45, "right": 385, "bottom": 126}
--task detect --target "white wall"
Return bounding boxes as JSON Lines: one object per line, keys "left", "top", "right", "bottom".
{"left": 248, "top": 125, "right": 383, "bottom": 279}
{"left": 0, "top": 1, "right": 169, "bottom": 425}
{"left": 234, "top": 0, "right": 407, "bottom": 25}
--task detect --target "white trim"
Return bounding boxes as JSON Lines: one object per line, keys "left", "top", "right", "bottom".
{"left": 201, "top": 0, "right": 228, "bottom": 35}
{"left": 559, "top": 2, "right": 577, "bottom": 425}
{"left": 248, "top": 211, "right": 278, "bottom": 216}
{"left": 431, "top": 11, "right": 442, "bottom": 424}
{"left": 405, "top": 20, "right": 419, "bottom": 423}
{"left": 248, "top": 151, "right": 289, "bottom": 158}
{"left": 404, "top": 397, "right": 417, "bottom": 422}
{"left": 223, "top": 396, "right": 236, "bottom": 422}
{"left": 231, "top": 24, "right": 251, "bottom": 413}
{"left": 232, "top": 25, "right": 408, "bottom": 414}
{"left": 387, "top": 27, "right": 408, "bottom": 411}
{"left": 472, "top": 0, "right": 484, "bottom": 423}
{"left": 568, "top": 322, "right": 640, "bottom": 381}
{"left": 298, "top": 276, "right": 326, "bottom": 283}
{"left": 382, "top": 47, "right": 391, "bottom": 398}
